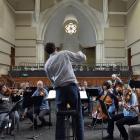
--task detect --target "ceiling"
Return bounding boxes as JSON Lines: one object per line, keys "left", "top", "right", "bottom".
{"left": 6, "top": 0, "right": 135, "bottom": 12}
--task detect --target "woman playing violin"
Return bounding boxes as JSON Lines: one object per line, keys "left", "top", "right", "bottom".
{"left": 103, "top": 84, "right": 139, "bottom": 140}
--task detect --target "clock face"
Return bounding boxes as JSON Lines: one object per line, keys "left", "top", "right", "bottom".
{"left": 65, "top": 22, "right": 77, "bottom": 35}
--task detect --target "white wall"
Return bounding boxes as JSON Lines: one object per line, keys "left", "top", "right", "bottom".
{"left": 127, "top": 0, "right": 140, "bottom": 75}
{"left": 0, "top": 0, "right": 15, "bottom": 75}
{"left": 15, "top": 14, "right": 36, "bottom": 65}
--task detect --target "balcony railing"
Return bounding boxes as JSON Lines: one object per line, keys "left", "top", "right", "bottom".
{"left": 11, "top": 62, "right": 130, "bottom": 72}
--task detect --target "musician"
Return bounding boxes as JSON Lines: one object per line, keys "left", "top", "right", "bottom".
{"left": 0, "top": 84, "right": 20, "bottom": 137}
{"left": 103, "top": 86, "right": 139, "bottom": 140}
{"left": 0, "top": 84, "right": 10, "bottom": 138}
{"left": 26, "top": 80, "right": 50, "bottom": 128}
{"left": 44, "top": 42, "right": 86, "bottom": 140}
{"left": 111, "top": 74, "right": 122, "bottom": 88}
{"left": 89, "top": 81, "right": 118, "bottom": 127}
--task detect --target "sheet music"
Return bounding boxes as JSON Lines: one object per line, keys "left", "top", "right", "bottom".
{"left": 47, "top": 90, "right": 56, "bottom": 99}
{"left": 80, "top": 91, "right": 88, "bottom": 99}
{"left": 47, "top": 90, "right": 87, "bottom": 99}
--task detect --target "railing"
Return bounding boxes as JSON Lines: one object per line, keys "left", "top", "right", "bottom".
{"left": 11, "top": 62, "right": 131, "bottom": 72}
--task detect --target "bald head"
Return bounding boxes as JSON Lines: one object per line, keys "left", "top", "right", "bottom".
{"left": 37, "top": 80, "right": 44, "bottom": 89}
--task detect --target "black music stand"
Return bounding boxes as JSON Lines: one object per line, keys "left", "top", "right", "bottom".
{"left": 86, "top": 88, "right": 99, "bottom": 97}
{"left": 86, "top": 88, "right": 99, "bottom": 114}
{"left": 132, "top": 81, "right": 140, "bottom": 88}
{"left": 5, "top": 99, "right": 23, "bottom": 140}
{"left": 26, "top": 96, "right": 43, "bottom": 140}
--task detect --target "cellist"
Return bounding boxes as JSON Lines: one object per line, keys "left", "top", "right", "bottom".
{"left": 88, "top": 80, "right": 118, "bottom": 127}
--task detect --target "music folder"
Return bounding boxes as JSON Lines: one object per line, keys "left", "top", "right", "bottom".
{"left": 47, "top": 90, "right": 88, "bottom": 100}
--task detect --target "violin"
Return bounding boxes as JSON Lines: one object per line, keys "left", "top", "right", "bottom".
{"left": 39, "top": 88, "right": 45, "bottom": 96}
{"left": 124, "top": 89, "right": 132, "bottom": 103}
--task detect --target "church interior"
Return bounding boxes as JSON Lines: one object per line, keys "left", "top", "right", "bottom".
{"left": 0, "top": 0, "right": 140, "bottom": 140}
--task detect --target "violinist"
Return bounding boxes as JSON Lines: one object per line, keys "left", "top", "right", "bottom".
{"left": 111, "top": 74, "right": 122, "bottom": 88}
{"left": 26, "top": 80, "right": 51, "bottom": 129}
{"left": 0, "top": 84, "right": 20, "bottom": 137}
{"left": 0, "top": 84, "right": 10, "bottom": 138}
{"left": 103, "top": 85, "right": 139, "bottom": 140}
{"left": 89, "top": 81, "right": 118, "bottom": 127}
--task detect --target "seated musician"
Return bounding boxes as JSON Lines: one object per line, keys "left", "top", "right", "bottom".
{"left": 111, "top": 74, "right": 122, "bottom": 88}
{"left": 0, "top": 84, "right": 10, "bottom": 138}
{"left": 103, "top": 85, "right": 139, "bottom": 140}
{"left": 0, "top": 84, "right": 19, "bottom": 137}
{"left": 26, "top": 80, "right": 51, "bottom": 128}
{"left": 89, "top": 81, "right": 118, "bottom": 127}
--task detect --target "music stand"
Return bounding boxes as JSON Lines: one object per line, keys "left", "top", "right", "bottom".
{"left": 133, "top": 81, "right": 140, "bottom": 88}
{"left": 86, "top": 88, "right": 99, "bottom": 97}
{"left": 5, "top": 99, "right": 23, "bottom": 140}
{"left": 26, "top": 96, "right": 43, "bottom": 140}
{"left": 86, "top": 88, "right": 99, "bottom": 114}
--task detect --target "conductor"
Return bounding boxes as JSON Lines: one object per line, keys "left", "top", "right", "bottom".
{"left": 44, "top": 42, "right": 86, "bottom": 140}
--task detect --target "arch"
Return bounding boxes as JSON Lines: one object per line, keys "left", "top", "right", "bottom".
{"left": 37, "top": 0, "right": 104, "bottom": 42}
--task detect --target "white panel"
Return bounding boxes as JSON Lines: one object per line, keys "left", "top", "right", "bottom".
{"left": 127, "top": 1, "right": 140, "bottom": 46}
{"left": 131, "top": 41, "right": 140, "bottom": 56}
{"left": 15, "top": 40, "right": 36, "bottom": 47}
{"left": 105, "top": 48, "right": 126, "bottom": 58}
{"left": 0, "top": 65, "right": 9, "bottom": 75}
{"left": 15, "top": 47, "right": 36, "bottom": 57}
{"left": 105, "top": 40, "right": 125, "bottom": 48}
{"left": 104, "top": 27, "right": 125, "bottom": 40}
{"left": 132, "top": 54, "right": 140, "bottom": 66}
{"left": 109, "top": 15, "right": 126, "bottom": 26}
{"left": 0, "top": 0, "right": 15, "bottom": 44}
{"left": 15, "top": 27, "right": 36, "bottom": 39}
{"left": 0, "top": 40, "right": 11, "bottom": 54}
{"left": 0, "top": 53, "right": 10, "bottom": 65}
{"left": 15, "top": 57, "right": 36, "bottom": 65}
{"left": 104, "top": 58, "right": 127, "bottom": 65}
{"left": 15, "top": 13, "right": 32, "bottom": 26}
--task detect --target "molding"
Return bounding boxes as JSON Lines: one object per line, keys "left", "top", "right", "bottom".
{"left": 0, "top": 63, "right": 10, "bottom": 67}
{"left": 5, "top": 0, "right": 15, "bottom": 13}
{"left": 0, "top": 51, "right": 10, "bottom": 56}
{"left": 15, "top": 39, "right": 36, "bottom": 41}
{"left": 109, "top": 12, "right": 127, "bottom": 15}
{"left": 105, "top": 39, "right": 125, "bottom": 41}
{"left": 127, "top": 0, "right": 137, "bottom": 13}
{"left": 127, "top": 38, "right": 140, "bottom": 48}
{"left": 16, "top": 25, "right": 32, "bottom": 27}
{"left": 15, "top": 46, "right": 36, "bottom": 48}
{"left": 15, "top": 11, "right": 34, "bottom": 14}
{"left": 15, "top": 56, "right": 36, "bottom": 58}
{"left": 105, "top": 47, "right": 125, "bottom": 48}
{"left": 105, "top": 57, "right": 126, "bottom": 58}
{"left": 131, "top": 52, "right": 140, "bottom": 57}
{"left": 0, "top": 37, "right": 15, "bottom": 46}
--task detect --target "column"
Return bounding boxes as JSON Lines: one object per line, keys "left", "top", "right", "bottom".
{"left": 103, "top": 0, "right": 108, "bottom": 24}
{"left": 35, "top": 0, "right": 40, "bottom": 22}
{"left": 96, "top": 40, "right": 104, "bottom": 63}
{"left": 36, "top": 40, "right": 45, "bottom": 63}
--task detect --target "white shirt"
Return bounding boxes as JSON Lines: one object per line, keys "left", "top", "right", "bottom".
{"left": 44, "top": 50, "right": 86, "bottom": 88}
